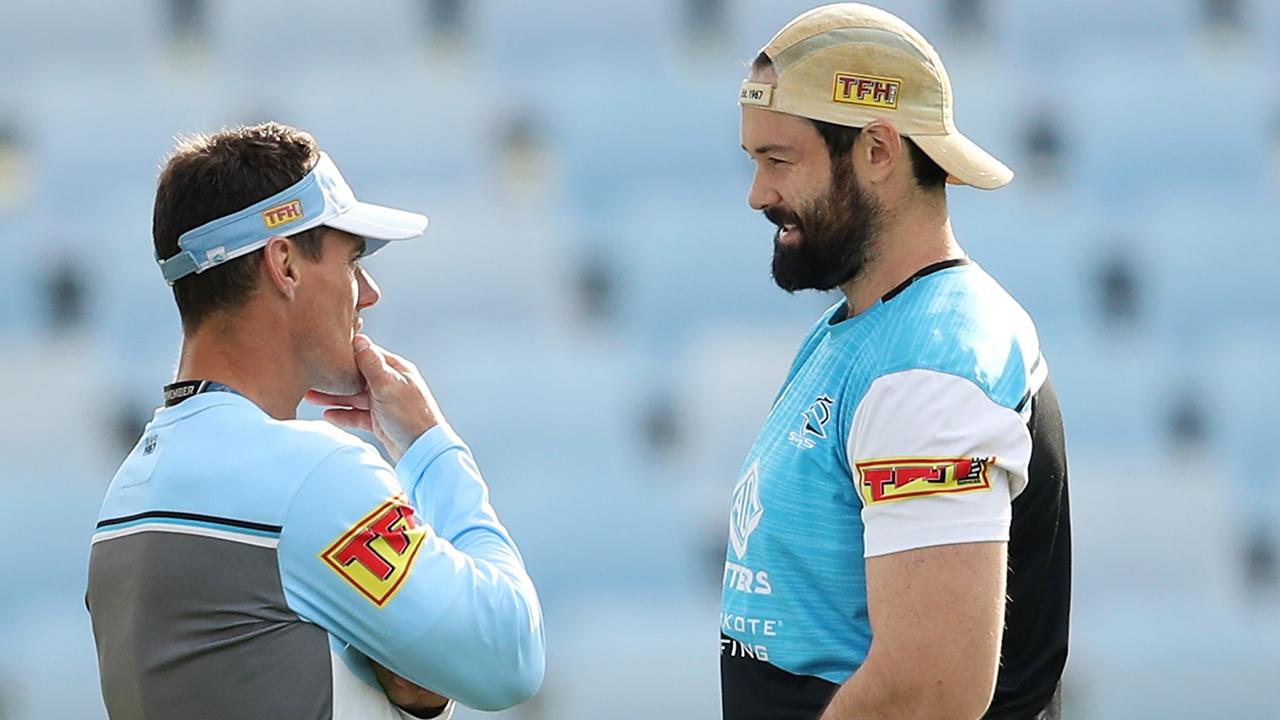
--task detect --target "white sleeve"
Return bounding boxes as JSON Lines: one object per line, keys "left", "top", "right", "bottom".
{"left": 847, "top": 369, "right": 1032, "bottom": 558}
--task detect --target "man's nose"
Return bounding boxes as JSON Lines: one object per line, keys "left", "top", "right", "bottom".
{"left": 356, "top": 266, "right": 381, "bottom": 309}
{"left": 747, "top": 170, "right": 781, "bottom": 211}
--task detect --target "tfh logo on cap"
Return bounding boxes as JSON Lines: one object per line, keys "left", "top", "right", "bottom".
{"left": 262, "top": 199, "right": 304, "bottom": 230}
{"left": 832, "top": 72, "right": 901, "bottom": 110}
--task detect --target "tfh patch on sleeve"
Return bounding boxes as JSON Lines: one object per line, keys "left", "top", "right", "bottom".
{"left": 856, "top": 456, "right": 995, "bottom": 505}
{"left": 321, "top": 494, "right": 427, "bottom": 607}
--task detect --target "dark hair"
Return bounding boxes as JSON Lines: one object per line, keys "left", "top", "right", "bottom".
{"left": 810, "top": 118, "right": 949, "bottom": 190}
{"left": 751, "top": 52, "right": 948, "bottom": 190}
{"left": 152, "top": 122, "right": 325, "bottom": 331}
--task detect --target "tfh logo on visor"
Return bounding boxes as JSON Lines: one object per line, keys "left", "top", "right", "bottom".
{"left": 262, "top": 199, "right": 304, "bottom": 230}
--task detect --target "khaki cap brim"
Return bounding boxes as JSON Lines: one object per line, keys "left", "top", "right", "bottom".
{"left": 910, "top": 131, "right": 1014, "bottom": 190}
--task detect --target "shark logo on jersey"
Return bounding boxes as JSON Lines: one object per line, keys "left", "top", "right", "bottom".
{"left": 802, "top": 394, "right": 835, "bottom": 438}
{"left": 789, "top": 394, "right": 834, "bottom": 449}
{"left": 729, "top": 462, "right": 764, "bottom": 560}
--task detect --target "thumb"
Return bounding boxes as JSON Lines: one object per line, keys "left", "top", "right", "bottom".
{"left": 354, "top": 335, "right": 396, "bottom": 390}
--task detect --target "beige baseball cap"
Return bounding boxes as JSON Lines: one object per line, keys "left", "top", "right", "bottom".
{"left": 739, "top": 3, "right": 1013, "bottom": 190}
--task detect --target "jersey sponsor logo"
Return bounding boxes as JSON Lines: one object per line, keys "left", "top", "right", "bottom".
{"left": 321, "top": 494, "right": 427, "bottom": 607}
{"left": 720, "top": 613, "right": 782, "bottom": 661}
{"left": 262, "top": 199, "right": 304, "bottom": 230}
{"left": 729, "top": 462, "right": 764, "bottom": 560}
{"left": 720, "top": 635, "right": 771, "bottom": 662}
{"left": 723, "top": 559, "right": 772, "bottom": 595}
{"left": 857, "top": 456, "right": 996, "bottom": 505}
{"left": 721, "top": 612, "right": 780, "bottom": 638}
{"left": 789, "top": 393, "right": 834, "bottom": 449}
{"left": 832, "top": 72, "right": 901, "bottom": 110}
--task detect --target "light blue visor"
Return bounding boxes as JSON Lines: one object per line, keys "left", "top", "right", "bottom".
{"left": 158, "top": 151, "right": 428, "bottom": 284}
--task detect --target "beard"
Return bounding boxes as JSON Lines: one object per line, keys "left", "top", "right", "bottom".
{"left": 767, "top": 157, "right": 884, "bottom": 293}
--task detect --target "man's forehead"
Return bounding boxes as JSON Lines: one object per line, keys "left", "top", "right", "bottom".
{"left": 741, "top": 106, "right": 817, "bottom": 154}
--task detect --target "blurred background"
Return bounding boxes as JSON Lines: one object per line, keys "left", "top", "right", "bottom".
{"left": 1, "top": 0, "right": 1279, "bottom": 717}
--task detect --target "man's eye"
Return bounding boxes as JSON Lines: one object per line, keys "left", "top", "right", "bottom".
{"left": 768, "top": 157, "right": 788, "bottom": 166}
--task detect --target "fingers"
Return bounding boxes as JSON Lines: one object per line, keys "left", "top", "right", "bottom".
{"left": 356, "top": 336, "right": 417, "bottom": 378}
{"left": 304, "top": 389, "right": 371, "bottom": 410}
{"left": 345, "top": 334, "right": 440, "bottom": 462}
{"left": 354, "top": 334, "right": 397, "bottom": 390}
{"left": 383, "top": 352, "right": 417, "bottom": 377}
{"left": 383, "top": 348, "right": 411, "bottom": 366}
{"left": 372, "top": 661, "right": 449, "bottom": 712}
{"left": 322, "top": 407, "right": 373, "bottom": 432}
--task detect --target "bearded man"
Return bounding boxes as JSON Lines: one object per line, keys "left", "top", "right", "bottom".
{"left": 720, "top": 5, "right": 1071, "bottom": 720}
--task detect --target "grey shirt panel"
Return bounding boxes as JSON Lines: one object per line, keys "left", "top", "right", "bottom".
{"left": 87, "top": 531, "right": 332, "bottom": 719}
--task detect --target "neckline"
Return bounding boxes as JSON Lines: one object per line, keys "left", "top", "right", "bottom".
{"left": 828, "top": 258, "right": 972, "bottom": 328}
{"left": 163, "top": 380, "right": 244, "bottom": 408}
{"left": 881, "top": 258, "right": 971, "bottom": 302}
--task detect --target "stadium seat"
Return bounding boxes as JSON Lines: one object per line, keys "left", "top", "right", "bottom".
{"left": 605, "top": 183, "right": 835, "bottom": 353}
{"left": 208, "top": 0, "right": 424, "bottom": 68}
{"left": 0, "top": 0, "right": 155, "bottom": 65}
{"left": 360, "top": 187, "right": 578, "bottom": 337}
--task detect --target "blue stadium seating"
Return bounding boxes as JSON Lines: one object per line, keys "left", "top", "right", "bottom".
{"left": 3, "top": 1, "right": 1278, "bottom": 718}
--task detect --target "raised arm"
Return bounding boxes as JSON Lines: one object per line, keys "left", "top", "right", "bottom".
{"left": 287, "top": 336, "right": 545, "bottom": 711}
{"left": 277, "top": 437, "right": 544, "bottom": 711}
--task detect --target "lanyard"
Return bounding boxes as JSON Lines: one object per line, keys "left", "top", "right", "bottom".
{"left": 162, "top": 380, "right": 243, "bottom": 407}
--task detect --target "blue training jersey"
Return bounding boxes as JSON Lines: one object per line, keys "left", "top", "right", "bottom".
{"left": 720, "top": 259, "right": 1071, "bottom": 720}
{"left": 87, "top": 390, "right": 545, "bottom": 719}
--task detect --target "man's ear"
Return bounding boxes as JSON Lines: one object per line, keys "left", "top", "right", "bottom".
{"left": 262, "top": 235, "right": 299, "bottom": 300}
{"left": 855, "top": 120, "right": 905, "bottom": 186}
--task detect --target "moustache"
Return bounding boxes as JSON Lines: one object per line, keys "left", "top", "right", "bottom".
{"left": 763, "top": 205, "right": 801, "bottom": 229}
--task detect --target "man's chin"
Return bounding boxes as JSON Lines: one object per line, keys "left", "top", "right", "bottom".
{"left": 772, "top": 247, "right": 822, "bottom": 292}
{"left": 772, "top": 258, "right": 854, "bottom": 293}
{"left": 772, "top": 276, "right": 829, "bottom": 293}
{"left": 313, "top": 365, "right": 365, "bottom": 396}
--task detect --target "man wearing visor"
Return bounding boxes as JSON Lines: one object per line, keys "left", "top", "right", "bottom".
{"left": 86, "top": 122, "right": 544, "bottom": 719}
{"left": 723, "top": 5, "right": 1070, "bottom": 720}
